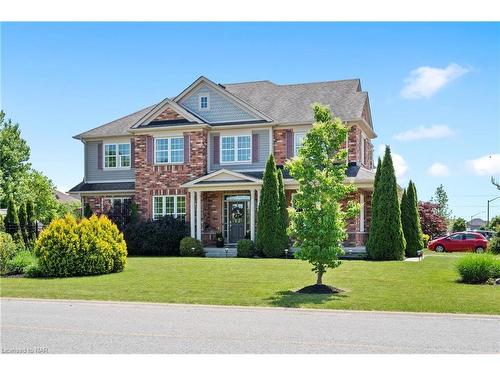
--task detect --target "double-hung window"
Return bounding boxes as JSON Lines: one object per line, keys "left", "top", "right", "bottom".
{"left": 104, "top": 143, "right": 130, "bottom": 169}
{"left": 155, "top": 137, "right": 184, "bottom": 164}
{"left": 152, "top": 195, "right": 186, "bottom": 220}
{"left": 220, "top": 135, "right": 251, "bottom": 163}
{"left": 294, "top": 132, "right": 306, "bottom": 156}
{"left": 199, "top": 95, "right": 209, "bottom": 110}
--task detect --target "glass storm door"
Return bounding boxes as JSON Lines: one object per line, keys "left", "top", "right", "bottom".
{"left": 228, "top": 202, "right": 246, "bottom": 243}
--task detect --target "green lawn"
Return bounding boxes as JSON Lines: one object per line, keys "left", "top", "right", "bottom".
{"left": 1, "top": 251, "right": 499, "bottom": 314}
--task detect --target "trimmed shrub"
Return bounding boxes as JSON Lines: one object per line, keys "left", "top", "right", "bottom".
{"left": 0, "top": 214, "right": 4, "bottom": 232}
{"left": 83, "top": 203, "right": 92, "bottom": 218}
{"left": 179, "top": 237, "right": 204, "bottom": 257}
{"left": 276, "top": 169, "right": 289, "bottom": 251}
{"left": 5, "top": 250, "right": 37, "bottom": 275}
{"left": 422, "top": 234, "right": 430, "bottom": 248}
{"left": 34, "top": 215, "right": 127, "bottom": 277}
{"left": 401, "top": 181, "right": 424, "bottom": 257}
{"left": 0, "top": 232, "right": 20, "bottom": 274}
{"left": 488, "top": 235, "right": 500, "bottom": 255}
{"left": 237, "top": 239, "right": 255, "bottom": 258}
{"left": 124, "top": 216, "right": 189, "bottom": 256}
{"left": 456, "top": 254, "right": 500, "bottom": 284}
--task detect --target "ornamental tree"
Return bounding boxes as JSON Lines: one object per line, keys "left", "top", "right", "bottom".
{"left": 366, "top": 146, "right": 406, "bottom": 260}
{"left": 401, "top": 181, "right": 424, "bottom": 257}
{"left": 418, "top": 201, "right": 448, "bottom": 239}
{"left": 287, "top": 103, "right": 358, "bottom": 286}
{"left": 256, "top": 154, "right": 282, "bottom": 257}
{"left": 452, "top": 217, "right": 467, "bottom": 232}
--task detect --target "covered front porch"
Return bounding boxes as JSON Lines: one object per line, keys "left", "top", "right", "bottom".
{"left": 182, "top": 168, "right": 373, "bottom": 254}
{"left": 182, "top": 169, "right": 262, "bottom": 246}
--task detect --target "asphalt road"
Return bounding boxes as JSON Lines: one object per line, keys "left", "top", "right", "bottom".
{"left": 1, "top": 298, "right": 499, "bottom": 354}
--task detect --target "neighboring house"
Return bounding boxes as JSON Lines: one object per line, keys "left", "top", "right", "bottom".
{"left": 468, "top": 218, "right": 487, "bottom": 231}
{"left": 54, "top": 190, "right": 80, "bottom": 204}
{"left": 69, "top": 76, "right": 376, "bottom": 248}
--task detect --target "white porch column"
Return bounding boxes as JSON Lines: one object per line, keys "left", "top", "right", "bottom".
{"left": 190, "top": 191, "right": 195, "bottom": 238}
{"left": 250, "top": 189, "right": 256, "bottom": 241}
{"left": 257, "top": 188, "right": 261, "bottom": 208}
{"left": 359, "top": 193, "right": 365, "bottom": 233}
{"left": 196, "top": 191, "right": 202, "bottom": 241}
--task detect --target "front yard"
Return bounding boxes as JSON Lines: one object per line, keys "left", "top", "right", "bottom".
{"left": 1, "top": 251, "right": 499, "bottom": 314}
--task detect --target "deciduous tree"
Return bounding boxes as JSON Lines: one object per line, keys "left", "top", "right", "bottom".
{"left": 418, "top": 201, "right": 448, "bottom": 239}
{"left": 452, "top": 217, "right": 467, "bottom": 232}
{"left": 287, "top": 104, "right": 358, "bottom": 286}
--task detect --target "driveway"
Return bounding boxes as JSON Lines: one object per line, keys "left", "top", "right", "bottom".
{"left": 1, "top": 298, "right": 499, "bottom": 354}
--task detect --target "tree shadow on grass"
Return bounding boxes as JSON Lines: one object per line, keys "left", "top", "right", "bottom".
{"left": 266, "top": 290, "right": 348, "bottom": 308}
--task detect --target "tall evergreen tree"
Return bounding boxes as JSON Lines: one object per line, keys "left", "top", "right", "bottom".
{"left": 26, "top": 199, "right": 36, "bottom": 241}
{"left": 256, "top": 154, "right": 281, "bottom": 257}
{"left": 83, "top": 203, "right": 93, "bottom": 219}
{"left": 276, "top": 169, "right": 289, "bottom": 251}
{"left": 17, "top": 201, "right": 28, "bottom": 246}
{"left": 366, "top": 146, "right": 406, "bottom": 260}
{"left": 366, "top": 157, "right": 382, "bottom": 259}
{"left": 5, "top": 198, "right": 23, "bottom": 243}
{"left": 401, "top": 181, "right": 424, "bottom": 257}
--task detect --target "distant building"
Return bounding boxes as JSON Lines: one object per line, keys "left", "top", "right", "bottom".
{"left": 54, "top": 190, "right": 80, "bottom": 204}
{"left": 467, "top": 218, "right": 487, "bottom": 230}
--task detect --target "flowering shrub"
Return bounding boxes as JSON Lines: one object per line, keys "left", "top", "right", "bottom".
{"left": 34, "top": 215, "right": 127, "bottom": 277}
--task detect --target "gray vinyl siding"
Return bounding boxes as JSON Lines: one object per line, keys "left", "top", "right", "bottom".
{"left": 85, "top": 141, "right": 135, "bottom": 182}
{"left": 180, "top": 85, "right": 260, "bottom": 123}
{"left": 208, "top": 129, "right": 270, "bottom": 172}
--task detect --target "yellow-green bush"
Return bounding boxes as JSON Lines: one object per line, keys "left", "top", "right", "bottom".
{"left": 34, "top": 215, "right": 127, "bottom": 277}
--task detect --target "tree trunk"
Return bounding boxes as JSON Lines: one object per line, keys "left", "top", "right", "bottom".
{"left": 316, "top": 271, "right": 323, "bottom": 285}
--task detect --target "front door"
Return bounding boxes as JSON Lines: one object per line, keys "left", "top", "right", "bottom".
{"left": 228, "top": 202, "right": 246, "bottom": 243}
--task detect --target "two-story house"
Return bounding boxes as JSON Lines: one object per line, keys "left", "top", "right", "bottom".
{"left": 69, "top": 76, "right": 376, "bottom": 250}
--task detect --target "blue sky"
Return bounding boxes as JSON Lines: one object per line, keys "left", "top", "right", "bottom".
{"left": 1, "top": 22, "right": 499, "bottom": 220}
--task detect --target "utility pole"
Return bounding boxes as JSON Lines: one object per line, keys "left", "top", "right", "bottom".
{"left": 487, "top": 195, "right": 500, "bottom": 228}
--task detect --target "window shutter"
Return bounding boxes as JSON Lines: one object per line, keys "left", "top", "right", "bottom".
{"left": 285, "top": 130, "right": 294, "bottom": 159}
{"left": 252, "top": 133, "right": 259, "bottom": 162}
{"left": 183, "top": 134, "right": 190, "bottom": 163}
{"left": 97, "top": 142, "right": 103, "bottom": 170}
{"left": 146, "top": 136, "right": 153, "bottom": 165}
{"left": 213, "top": 135, "right": 220, "bottom": 165}
{"left": 130, "top": 139, "right": 135, "bottom": 168}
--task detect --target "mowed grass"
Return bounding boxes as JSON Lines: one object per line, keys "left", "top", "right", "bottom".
{"left": 1, "top": 251, "right": 499, "bottom": 314}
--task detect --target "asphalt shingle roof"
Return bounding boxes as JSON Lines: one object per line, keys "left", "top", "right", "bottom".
{"left": 223, "top": 79, "right": 368, "bottom": 125}
{"left": 68, "top": 181, "right": 135, "bottom": 193}
{"left": 74, "top": 78, "right": 370, "bottom": 139}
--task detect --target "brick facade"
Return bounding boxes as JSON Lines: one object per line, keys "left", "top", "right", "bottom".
{"left": 134, "top": 129, "right": 208, "bottom": 220}
{"left": 273, "top": 129, "right": 288, "bottom": 165}
{"left": 153, "top": 107, "right": 186, "bottom": 121}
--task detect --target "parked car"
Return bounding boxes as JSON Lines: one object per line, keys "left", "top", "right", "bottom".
{"left": 428, "top": 232, "right": 488, "bottom": 253}
{"left": 470, "top": 229, "right": 495, "bottom": 240}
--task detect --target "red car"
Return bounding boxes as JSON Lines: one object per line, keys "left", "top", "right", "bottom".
{"left": 428, "top": 232, "right": 488, "bottom": 253}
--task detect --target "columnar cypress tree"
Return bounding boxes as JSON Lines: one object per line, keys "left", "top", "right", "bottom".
{"left": 5, "top": 198, "right": 23, "bottom": 243}
{"left": 276, "top": 169, "right": 289, "bottom": 251}
{"left": 26, "top": 199, "right": 36, "bottom": 241}
{"left": 366, "top": 146, "right": 406, "bottom": 260}
{"left": 401, "top": 180, "right": 424, "bottom": 257}
{"left": 366, "top": 157, "right": 382, "bottom": 259}
{"left": 17, "top": 201, "right": 28, "bottom": 246}
{"left": 256, "top": 154, "right": 281, "bottom": 257}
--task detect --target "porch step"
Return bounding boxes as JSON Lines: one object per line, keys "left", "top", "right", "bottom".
{"left": 204, "top": 247, "right": 238, "bottom": 258}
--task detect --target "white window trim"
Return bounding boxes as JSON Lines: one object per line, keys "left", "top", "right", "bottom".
{"left": 152, "top": 195, "right": 186, "bottom": 220}
{"left": 103, "top": 143, "right": 131, "bottom": 170}
{"left": 199, "top": 94, "right": 210, "bottom": 110}
{"left": 154, "top": 137, "right": 185, "bottom": 165}
{"left": 220, "top": 135, "right": 252, "bottom": 164}
{"left": 294, "top": 131, "right": 307, "bottom": 156}
{"left": 360, "top": 132, "right": 366, "bottom": 166}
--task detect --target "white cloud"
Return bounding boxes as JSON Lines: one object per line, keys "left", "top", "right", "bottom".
{"left": 466, "top": 154, "right": 500, "bottom": 176}
{"left": 401, "top": 63, "right": 469, "bottom": 99}
{"left": 428, "top": 162, "right": 450, "bottom": 177}
{"left": 393, "top": 124, "right": 454, "bottom": 141}
{"left": 378, "top": 145, "right": 408, "bottom": 179}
